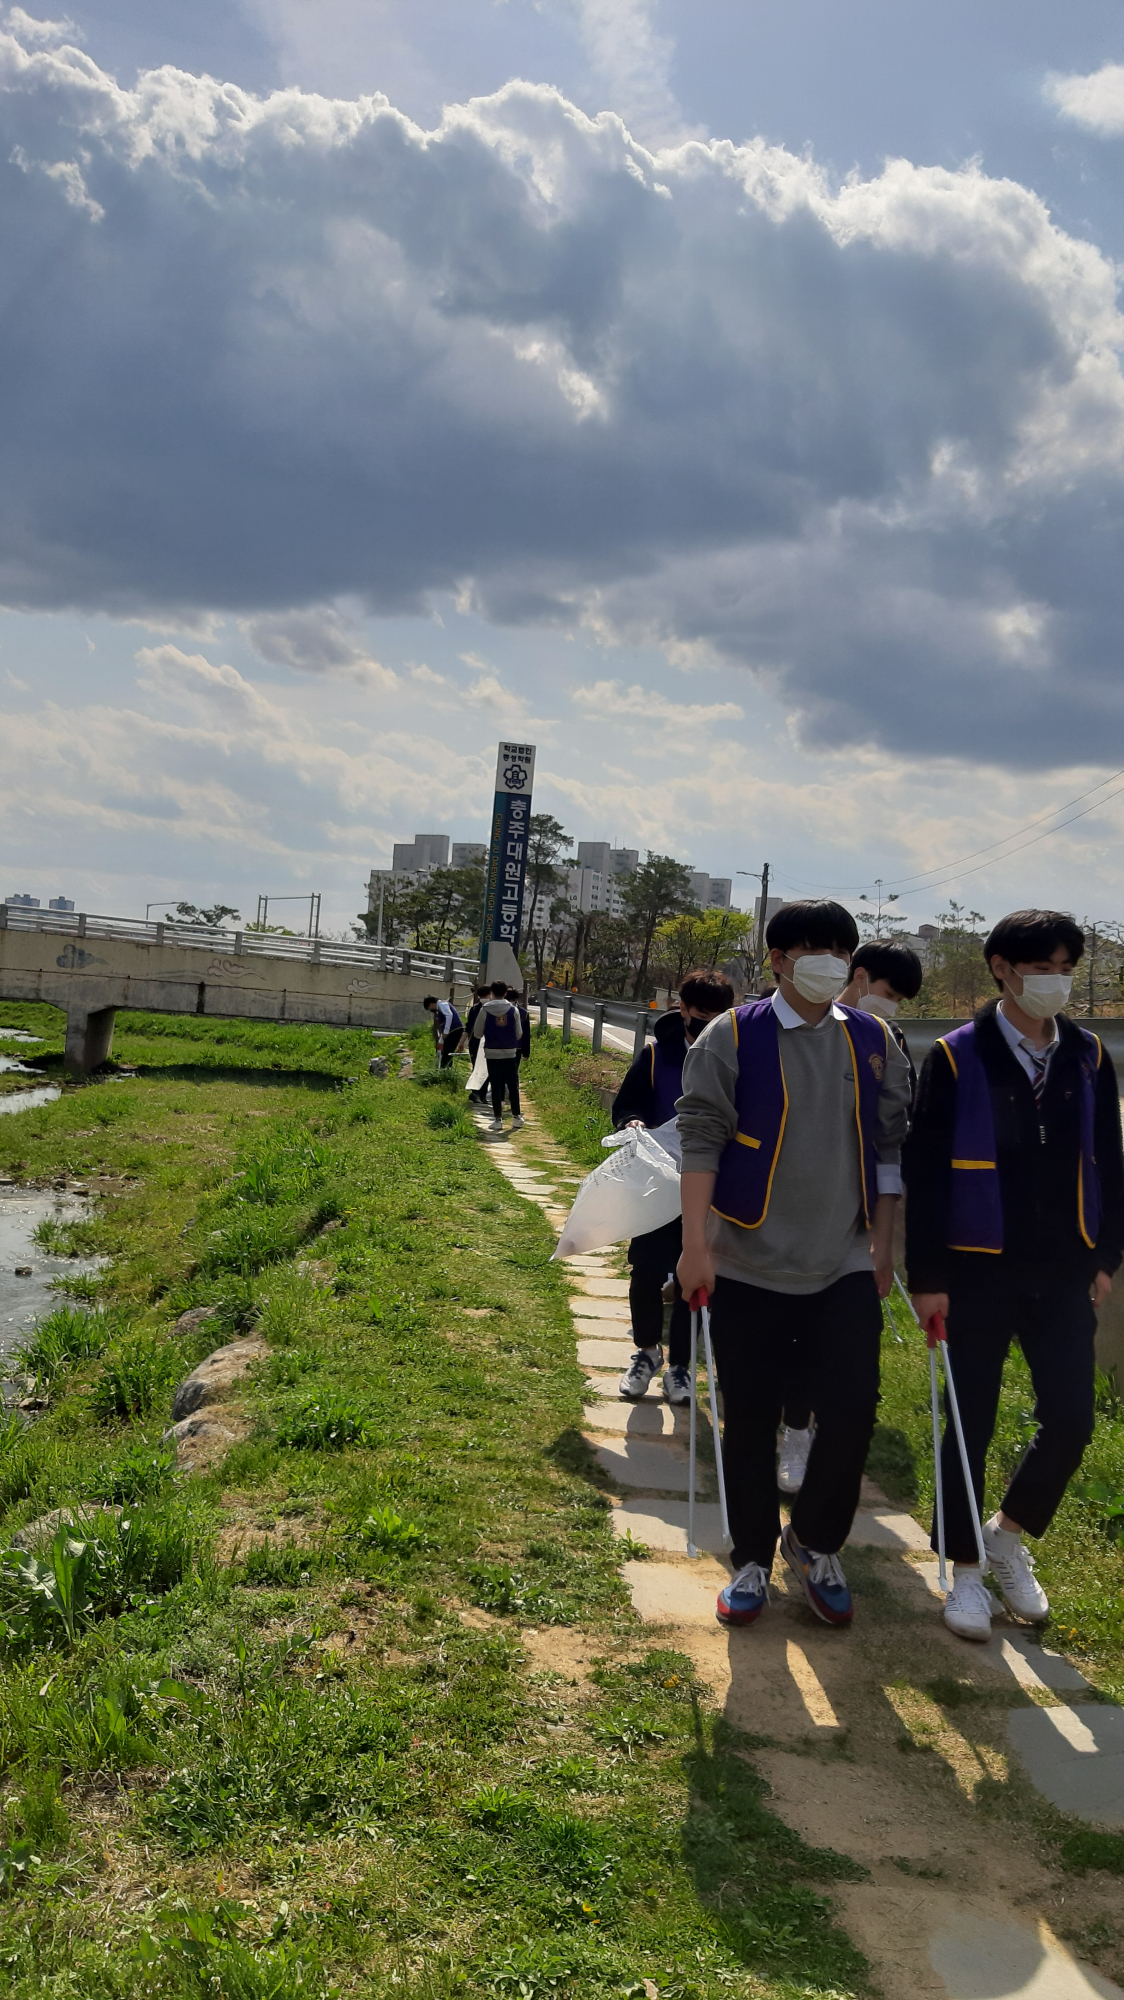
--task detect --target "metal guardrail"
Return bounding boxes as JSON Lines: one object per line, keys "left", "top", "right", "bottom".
{"left": 0, "top": 905, "right": 480, "bottom": 984}
{"left": 536, "top": 987, "right": 661, "bottom": 1056}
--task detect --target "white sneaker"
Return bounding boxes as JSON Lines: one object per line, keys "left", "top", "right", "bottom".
{"left": 943, "top": 1567, "right": 994, "bottom": 1642}
{"left": 489, "top": 1119, "right": 504, "bottom": 1133}
{"left": 983, "top": 1517, "right": 1050, "bottom": 1624}
{"left": 662, "top": 1363, "right": 691, "bottom": 1405}
{"left": 619, "top": 1347, "right": 661, "bottom": 1400}
{"left": 511, "top": 1115, "right": 525, "bottom": 1130}
{"left": 777, "top": 1426, "right": 813, "bottom": 1496}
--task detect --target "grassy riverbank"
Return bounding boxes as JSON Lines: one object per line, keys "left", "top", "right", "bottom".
{"left": 0, "top": 1025, "right": 869, "bottom": 2000}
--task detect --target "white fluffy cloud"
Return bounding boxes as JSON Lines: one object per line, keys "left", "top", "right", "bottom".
{"left": 3, "top": 21, "right": 1124, "bottom": 767}
{"left": 1045, "top": 62, "right": 1124, "bottom": 137}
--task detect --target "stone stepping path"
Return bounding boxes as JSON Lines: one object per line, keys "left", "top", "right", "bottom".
{"left": 475, "top": 1093, "right": 1124, "bottom": 2000}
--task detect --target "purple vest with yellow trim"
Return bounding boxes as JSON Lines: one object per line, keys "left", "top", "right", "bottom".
{"left": 711, "top": 1000, "right": 891, "bottom": 1231}
{"left": 941, "top": 1019, "right": 1102, "bottom": 1254}
{"left": 650, "top": 1042, "right": 684, "bottom": 1127}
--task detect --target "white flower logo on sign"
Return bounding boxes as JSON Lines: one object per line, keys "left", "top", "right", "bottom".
{"left": 504, "top": 762, "right": 528, "bottom": 790}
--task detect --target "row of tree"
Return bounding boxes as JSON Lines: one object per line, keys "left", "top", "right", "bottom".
{"left": 354, "top": 814, "right": 753, "bottom": 999}
{"left": 868, "top": 900, "right": 1124, "bottom": 1017}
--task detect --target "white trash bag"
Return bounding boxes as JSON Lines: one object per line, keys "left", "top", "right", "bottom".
{"left": 552, "top": 1125, "right": 681, "bottom": 1259}
{"left": 465, "top": 1042, "right": 489, "bottom": 1093}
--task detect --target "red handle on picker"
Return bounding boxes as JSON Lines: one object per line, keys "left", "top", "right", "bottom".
{"left": 926, "top": 1310, "right": 947, "bottom": 1351}
{"left": 688, "top": 1289, "right": 711, "bottom": 1312}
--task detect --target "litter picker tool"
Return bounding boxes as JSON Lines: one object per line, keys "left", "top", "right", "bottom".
{"left": 686, "top": 1291, "right": 732, "bottom": 1559}
{"left": 893, "top": 1275, "right": 987, "bottom": 1585}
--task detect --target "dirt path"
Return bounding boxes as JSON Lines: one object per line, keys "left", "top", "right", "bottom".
{"left": 480, "top": 1101, "right": 1124, "bottom": 2000}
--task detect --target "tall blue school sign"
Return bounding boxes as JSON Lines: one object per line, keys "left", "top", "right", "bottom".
{"left": 480, "top": 741, "right": 536, "bottom": 989}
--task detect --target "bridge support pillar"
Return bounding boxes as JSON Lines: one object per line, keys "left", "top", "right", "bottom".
{"left": 64, "top": 1005, "right": 117, "bottom": 1076}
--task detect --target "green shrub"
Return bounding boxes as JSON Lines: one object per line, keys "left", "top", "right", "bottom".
{"left": 1060, "top": 1828, "right": 1124, "bottom": 1874}
{"left": 0, "top": 1506, "right": 197, "bottom": 1646}
{"left": 18, "top": 1305, "right": 126, "bottom": 1384}
{"left": 426, "top": 1100, "right": 467, "bottom": 1129}
{"left": 359, "top": 1505, "right": 423, "bottom": 1554}
{"left": 85, "top": 1436, "right": 177, "bottom": 1504}
{"left": 90, "top": 1330, "right": 179, "bottom": 1420}
{"left": 275, "top": 1394, "right": 374, "bottom": 1451}
{"left": 135, "top": 1899, "right": 329, "bottom": 1997}
{"left": 31, "top": 1216, "right": 101, "bottom": 1258}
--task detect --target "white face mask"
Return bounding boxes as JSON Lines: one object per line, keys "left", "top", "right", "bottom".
{"left": 787, "top": 953, "right": 851, "bottom": 1004}
{"left": 857, "top": 991, "right": 899, "bottom": 1019}
{"left": 1010, "top": 972, "right": 1072, "bottom": 1020}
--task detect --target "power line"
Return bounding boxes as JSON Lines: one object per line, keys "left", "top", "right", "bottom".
{"left": 772, "top": 764, "right": 1124, "bottom": 907}
{"left": 891, "top": 778, "right": 1124, "bottom": 901}
{"left": 880, "top": 762, "right": 1124, "bottom": 889}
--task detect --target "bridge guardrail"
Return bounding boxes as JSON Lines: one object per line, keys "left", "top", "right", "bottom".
{"left": 0, "top": 906, "right": 480, "bottom": 985}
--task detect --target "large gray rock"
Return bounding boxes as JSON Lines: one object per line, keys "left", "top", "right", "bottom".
{"left": 171, "top": 1337, "right": 267, "bottom": 1422}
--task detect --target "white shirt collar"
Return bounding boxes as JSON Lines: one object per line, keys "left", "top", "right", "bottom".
{"left": 771, "top": 987, "right": 845, "bottom": 1031}
{"left": 995, "top": 1001, "right": 1059, "bottom": 1058}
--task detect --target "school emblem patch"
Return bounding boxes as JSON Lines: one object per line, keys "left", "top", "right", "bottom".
{"left": 869, "top": 1053, "right": 885, "bottom": 1082}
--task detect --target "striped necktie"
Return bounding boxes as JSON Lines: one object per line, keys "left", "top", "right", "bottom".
{"left": 1020, "top": 1041, "right": 1050, "bottom": 1106}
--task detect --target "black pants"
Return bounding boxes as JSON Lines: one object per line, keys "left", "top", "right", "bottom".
{"left": 709, "top": 1272, "right": 883, "bottom": 1570}
{"left": 782, "top": 1341, "right": 816, "bottom": 1430}
{"left": 438, "top": 1030, "right": 463, "bottom": 1069}
{"left": 628, "top": 1217, "right": 689, "bottom": 1366}
{"left": 935, "top": 1273, "right": 1096, "bottom": 1562}
{"left": 487, "top": 1057, "right": 520, "bottom": 1118}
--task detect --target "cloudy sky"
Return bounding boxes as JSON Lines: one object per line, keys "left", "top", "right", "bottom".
{"left": 3, "top": 2, "right": 1124, "bottom": 935}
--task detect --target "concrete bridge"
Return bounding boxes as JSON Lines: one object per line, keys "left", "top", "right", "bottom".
{"left": 0, "top": 906, "right": 479, "bottom": 1074}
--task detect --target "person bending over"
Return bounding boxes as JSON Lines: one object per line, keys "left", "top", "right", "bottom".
{"left": 905, "top": 909, "right": 1124, "bottom": 1642}
{"left": 612, "top": 970, "right": 735, "bottom": 1406}
{"left": 424, "top": 994, "right": 464, "bottom": 1069}
{"left": 676, "top": 900, "right": 910, "bottom": 1629}
{"left": 778, "top": 936, "right": 924, "bottom": 1496}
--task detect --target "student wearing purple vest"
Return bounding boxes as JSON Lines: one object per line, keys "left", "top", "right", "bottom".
{"left": 612, "top": 970, "right": 735, "bottom": 1405}
{"left": 905, "top": 911, "right": 1124, "bottom": 1642}
{"left": 480, "top": 981, "right": 526, "bottom": 1133}
{"left": 676, "top": 900, "right": 911, "bottom": 1627}
{"left": 777, "top": 938, "right": 924, "bottom": 1497}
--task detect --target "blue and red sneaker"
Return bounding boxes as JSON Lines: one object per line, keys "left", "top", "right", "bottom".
{"left": 716, "top": 1561, "right": 770, "bottom": 1626}
{"left": 780, "top": 1524, "right": 853, "bottom": 1625}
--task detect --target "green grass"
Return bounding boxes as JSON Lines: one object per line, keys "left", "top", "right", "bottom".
{"left": 0, "top": 999, "right": 385, "bottom": 1077}
{"left": 0, "top": 1021, "right": 867, "bottom": 1999}
{"left": 520, "top": 1026, "right": 626, "bottom": 1166}
{"left": 878, "top": 1285, "right": 1124, "bottom": 1698}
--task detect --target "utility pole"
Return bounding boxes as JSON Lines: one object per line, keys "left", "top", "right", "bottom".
{"left": 375, "top": 873, "right": 386, "bottom": 949}
{"left": 737, "top": 862, "right": 771, "bottom": 992}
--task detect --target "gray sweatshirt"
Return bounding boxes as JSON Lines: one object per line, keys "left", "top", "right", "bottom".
{"left": 677, "top": 997, "right": 911, "bottom": 1295}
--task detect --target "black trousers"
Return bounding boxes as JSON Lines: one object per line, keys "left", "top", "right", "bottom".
{"left": 627, "top": 1217, "right": 689, "bottom": 1365}
{"left": 709, "top": 1272, "right": 883, "bottom": 1570}
{"left": 935, "top": 1272, "right": 1096, "bottom": 1562}
{"left": 438, "top": 1030, "right": 463, "bottom": 1069}
{"left": 487, "top": 1057, "right": 520, "bottom": 1118}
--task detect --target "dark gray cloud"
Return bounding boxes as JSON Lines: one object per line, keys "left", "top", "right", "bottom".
{"left": 2, "top": 19, "right": 1124, "bottom": 764}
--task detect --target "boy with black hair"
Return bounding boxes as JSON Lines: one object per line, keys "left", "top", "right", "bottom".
{"left": 905, "top": 909, "right": 1124, "bottom": 1642}
{"left": 677, "top": 901, "right": 911, "bottom": 1627}
{"left": 423, "top": 994, "right": 464, "bottom": 1068}
{"left": 777, "top": 935, "right": 925, "bottom": 1496}
{"left": 613, "top": 969, "right": 736, "bottom": 1404}
{"left": 479, "top": 979, "right": 525, "bottom": 1132}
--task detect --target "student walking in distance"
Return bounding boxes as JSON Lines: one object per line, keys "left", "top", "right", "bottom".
{"left": 423, "top": 994, "right": 464, "bottom": 1069}
{"left": 676, "top": 900, "right": 911, "bottom": 1628}
{"left": 465, "top": 984, "right": 491, "bottom": 1102}
{"left": 480, "top": 980, "right": 525, "bottom": 1132}
{"left": 612, "top": 971, "right": 735, "bottom": 1405}
{"left": 778, "top": 937, "right": 925, "bottom": 1497}
{"left": 904, "top": 910, "right": 1124, "bottom": 1642}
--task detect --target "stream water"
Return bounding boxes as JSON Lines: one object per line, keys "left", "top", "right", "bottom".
{"left": 0, "top": 1188, "right": 101, "bottom": 1361}
{"left": 0, "top": 1048, "right": 62, "bottom": 1116}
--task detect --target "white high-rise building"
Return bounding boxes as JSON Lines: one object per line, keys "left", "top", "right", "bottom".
{"left": 451, "top": 843, "right": 486, "bottom": 868}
